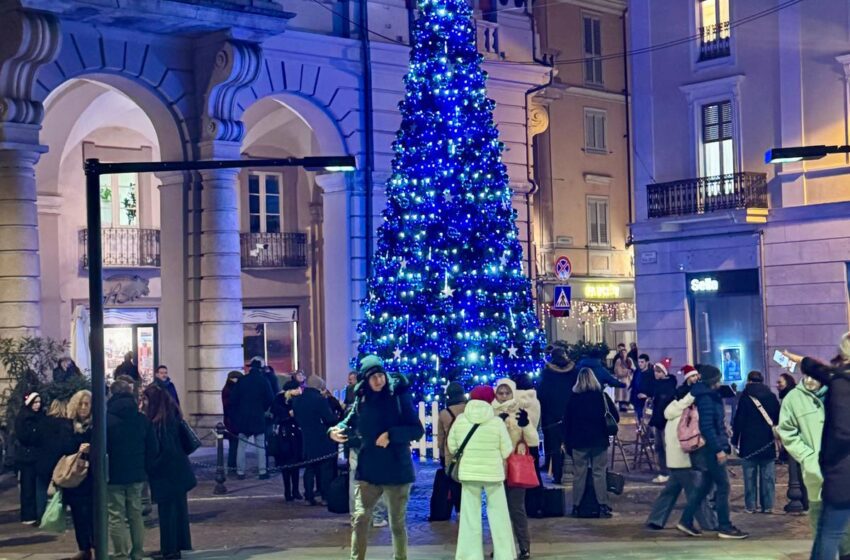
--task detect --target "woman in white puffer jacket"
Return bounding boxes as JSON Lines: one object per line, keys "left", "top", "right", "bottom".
{"left": 449, "top": 385, "right": 515, "bottom": 560}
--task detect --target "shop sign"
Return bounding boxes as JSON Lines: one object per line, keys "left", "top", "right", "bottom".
{"left": 690, "top": 277, "right": 719, "bottom": 293}
{"left": 686, "top": 269, "right": 760, "bottom": 296}
{"left": 583, "top": 283, "right": 621, "bottom": 299}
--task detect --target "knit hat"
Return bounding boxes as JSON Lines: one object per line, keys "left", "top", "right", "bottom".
{"left": 445, "top": 382, "right": 467, "bottom": 406}
{"left": 469, "top": 385, "right": 495, "bottom": 403}
{"left": 680, "top": 365, "right": 699, "bottom": 381}
{"left": 358, "top": 354, "right": 385, "bottom": 382}
{"left": 306, "top": 374, "right": 326, "bottom": 391}
{"left": 24, "top": 392, "right": 39, "bottom": 407}
{"left": 697, "top": 364, "right": 722, "bottom": 386}
{"left": 654, "top": 362, "right": 668, "bottom": 376}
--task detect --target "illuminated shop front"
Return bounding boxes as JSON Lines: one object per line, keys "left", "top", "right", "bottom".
{"left": 686, "top": 269, "right": 764, "bottom": 383}
{"left": 242, "top": 307, "right": 299, "bottom": 373}
{"left": 541, "top": 279, "right": 636, "bottom": 346}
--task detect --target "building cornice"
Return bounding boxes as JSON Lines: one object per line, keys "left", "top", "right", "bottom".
{"left": 545, "top": 82, "right": 626, "bottom": 104}
{"left": 556, "top": 0, "right": 627, "bottom": 16}
{"left": 679, "top": 75, "right": 745, "bottom": 102}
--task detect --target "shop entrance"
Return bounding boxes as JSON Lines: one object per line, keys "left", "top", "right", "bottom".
{"left": 103, "top": 308, "right": 158, "bottom": 385}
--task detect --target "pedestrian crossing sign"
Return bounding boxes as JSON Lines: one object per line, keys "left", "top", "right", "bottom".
{"left": 552, "top": 285, "right": 571, "bottom": 317}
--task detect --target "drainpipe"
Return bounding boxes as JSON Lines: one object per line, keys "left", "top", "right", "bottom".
{"left": 622, "top": 7, "right": 634, "bottom": 233}
{"left": 758, "top": 229, "right": 770, "bottom": 384}
{"left": 360, "top": 0, "right": 376, "bottom": 278}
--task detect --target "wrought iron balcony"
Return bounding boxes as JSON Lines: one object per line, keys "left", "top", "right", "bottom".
{"left": 699, "top": 22, "right": 731, "bottom": 61}
{"left": 646, "top": 172, "right": 767, "bottom": 219}
{"left": 240, "top": 232, "right": 308, "bottom": 269}
{"left": 79, "top": 228, "right": 161, "bottom": 269}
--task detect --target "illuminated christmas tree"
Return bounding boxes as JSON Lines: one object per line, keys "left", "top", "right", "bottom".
{"left": 355, "top": 0, "right": 545, "bottom": 400}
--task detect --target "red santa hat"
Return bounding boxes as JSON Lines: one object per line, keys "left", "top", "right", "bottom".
{"left": 679, "top": 365, "right": 699, "bottom": 380}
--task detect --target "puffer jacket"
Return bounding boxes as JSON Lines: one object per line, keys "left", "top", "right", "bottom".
{"left": 691, "top": 381, "right": 730, "bottom": 455}
{"left": 447, "top": 399, "right": 513, "bottom": 483}
{"left": 538, "top": 357, "right": 575, "bottom": 429}
{"left": 514, "top": 388, "right": 541, "bottom": 430}
{"left": 663, "top": 393, "right": 696, "bottom": 469}
{"left": 493, "top": 379, "right": 539, "bottom": 449}
{"left": 777, "top": 383, "right": 827, "bottom": 501}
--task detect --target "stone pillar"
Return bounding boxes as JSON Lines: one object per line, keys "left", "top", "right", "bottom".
{"left": 156, "top": 171, "right": 188, "bottom": 407}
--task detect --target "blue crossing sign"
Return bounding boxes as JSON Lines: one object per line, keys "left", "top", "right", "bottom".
{"left": 552, "top": 285, "right": 571, "bottom": 317}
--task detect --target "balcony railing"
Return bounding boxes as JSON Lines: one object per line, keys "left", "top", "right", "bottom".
{"left": 79, "top": 228, "right": 161, "bottom": 269}
{"left": 240, "top": 232, "right": 308, "bottom": 269}
{"left": 647, "top": 172, "right": 767, "bottom": 219}
{"left": 699, "top": 22, "right": 731, "bottom": 61}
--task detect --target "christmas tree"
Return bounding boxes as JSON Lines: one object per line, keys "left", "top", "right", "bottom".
{"left": 355, "top": 0, "right": 546, "bottom": 401}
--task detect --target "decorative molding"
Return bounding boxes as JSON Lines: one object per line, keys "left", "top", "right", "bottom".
{"left": 557, "top": 0, "right": 627, "bottom": 16}
{"left": 527, "top": 100, "right": 550, "bottom": 138}
{"left": 584, "top": 173, "right": 613, "bottom": 185}
{"left": 104, "top": 275, "right": 151, "bottom": 305}
{"left": 0, "top": 8, "right": 60, "bottom": 125}
{"left": 557, "top": 84, "right": 626, "bottom": 104}
{"left": 201, "top": 39, "right": 263, "bottom": 143}
{"left": 36, "top": 193, "right": 62, "bottom": 214}
{"left": 679, "top": 75, "right": 745, "bottom": 103}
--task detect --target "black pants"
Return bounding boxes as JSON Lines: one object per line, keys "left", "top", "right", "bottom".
{"left": 542, "top": 425, "right": 564, "bottom": 483}
{"left": 304, "top": 457, "right": 334, "bottom": 502}
{"left": 18, "top": 464, "right": 37, "bottom": 522}
{"left": 226, "top": 434, "right": 238, "bottom": 470}
{"left": 157, "top": 493, "right": 192, "bottom": 557}
{"left": 282, "top": 468, "right": 301, "bottom": 500}
{"left": 65, "top": 492, "right": 94, "bottom": 552}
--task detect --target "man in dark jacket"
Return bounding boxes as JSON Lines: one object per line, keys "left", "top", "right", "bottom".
{"left": 678, "top": 365, "right": 748, "bottom": 539}
{"left": 649, "top": 362, "right": 678, "bottom": 483}
{"left": 575, "top": 349, "right": 627, "bottom": 390}
{"left": 538, "top": 346, "right": 575, "bottom": 484}
{"left": 330, "top": 355, "right": 424, "bottom": 560}
{"left": 106, "top": 379, "right": 157, "bottom": 560}
{"left": 631, "top": 354, "right": 655, "bottom": 423}
{"left": 732, "top": 370, "right": 780, "bottom": 514}
{"left": 153, "top": 365, "right": 180, "bottom": 408}
{"left": 291, "top": 374, "right": 339, "bottom": 505}
{"left": 53, "top": 357, "right": 83, "bottom": 383}
{"left": 114, "top": 352, "right": 140, "bottom": 382}
{"left": 232, "top": 358, "right": 275, "bottom": 479}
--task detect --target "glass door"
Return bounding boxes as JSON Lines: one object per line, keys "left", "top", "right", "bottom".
{"left": 103, "top": 324, "right": 158, "bottom": 385}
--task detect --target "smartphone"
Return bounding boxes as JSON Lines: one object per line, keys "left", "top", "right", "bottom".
{"left": 773, "top": 350, "right": 789, "bottom": 368}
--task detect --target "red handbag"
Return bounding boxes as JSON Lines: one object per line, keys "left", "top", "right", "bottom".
{"left": 506, "top": 441, "right": 540, "bottom": 489}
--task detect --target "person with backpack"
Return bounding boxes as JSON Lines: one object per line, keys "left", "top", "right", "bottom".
{"left": 732, "top": 370, "right": 780, "bottom": 514}
{"left": 448, "top": 385, "right": 515, "bottom": 560}
{"left": 677, "top": 364, "right": 748, "bottom": 539}
{"left": 329, "top": 355, "right": 424, "bottom": 560}
{"left": 435, "top": 382, "right": 467, "bottom": 518}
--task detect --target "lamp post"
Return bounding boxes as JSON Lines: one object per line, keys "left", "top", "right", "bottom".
{"left": 84, "top": 154, "right": 355, "bottom": 560}
{"left": 765, "top": 145, "right": 850, "bottom": 164}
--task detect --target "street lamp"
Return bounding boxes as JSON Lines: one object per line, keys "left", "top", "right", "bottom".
{"left": 84, "top": 154, "right": 355, "bottom": 560}
{"left": 765, "top": 145, "right": 850, "bottom": 164}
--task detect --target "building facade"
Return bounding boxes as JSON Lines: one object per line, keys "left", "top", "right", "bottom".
{"left": 531, "top": 0, "right": 635, "bottom": 348}
{"left": 630, "top": 0, "right": 850, "bottom": 383}
{"left": 0, "top": 0, "right": 549, "bottom": 422}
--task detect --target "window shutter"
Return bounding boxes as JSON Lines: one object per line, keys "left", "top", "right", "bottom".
{"left": 702, "top": 101, "right": 732, "bottom": 143}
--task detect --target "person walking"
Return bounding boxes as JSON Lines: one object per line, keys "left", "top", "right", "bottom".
{"left": 15, "top": 392, "right": 43, "bottom": 524}
{"left": 144, "top": 385, "right": 196, "bottom": 560}
{"left": 291, "top": 374, "right": 339, "bottom": 506}
{"left": 449, "top": 385, "right": 515, "bottom": 560}
{"left": 62, "top": 390, "right": 95, "bottom": 560}
{"left": 538, "top": 346, "right": 574, "bottom": 484}
{"left": 53, "top": 357, "right": 83, "bottom": 384}
{"left": 221, "top": 371, "right": 243, "bottom": 471}
{"left": 493, "top": 378, "right": 537, "bottom": 559}
{"left": 631, "top": 354, "right": 654, "bottom": 424}
{"left": 271, "top": 380, "right": 304, "bottom": 501}
{"left": 114, "top": 352, "right": 140, "bottom": 383}
{"left": 153, "top": 365, "right": 180, "bottom": 408}
{"left": 437, "top": 382, "right": 467, "bottom": 515}
{"left": 563, "top": 368, "right": 618, "bottom": 519}
{"left": 732, "top": 370, "right": 780, "bottom": 514}
{"left": 777, "top": 370, "right": 850, "bottom": 559}
{"left": 613, "top": 344, "right": 633, "bottom": 411}
{"left": 677, "top": 364, "right": 748, "bottom": 539}
{"left": 329, "top": 355, "right": 424, "bottom": 560}
{"left": 646, "top": 383, "right": 717, "bottom": 531}
{"left": 106, "top": 380, "right": 157, "bottom": 560}
{"left": 232, "top": 358, "right": 274, "bottom": 480}
{"left": 649, "top": 362, "right": 678, "bottom": 484}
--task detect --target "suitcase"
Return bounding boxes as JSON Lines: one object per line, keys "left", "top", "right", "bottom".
{"left": 326, "top": 473, "right": 349, "bottom": 514}
{"left": 428, "top": 468, "right": 454, "bottom": 521}
{"left": 526, "top": 485, "right": 564, "bottom": 518}
{"left": 575, "top": 470, "right": 601, "bottom": 518}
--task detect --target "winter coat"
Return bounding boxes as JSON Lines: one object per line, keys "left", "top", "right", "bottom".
{"left": 271, "top": 392, "right": 302, "bottom": 464}
{"left": 493, "top": 379, "right": 539, "bottom": 449}
{"left": 154, "top": 377, "right": 180, "bottom": 408}
{"left": 447, "top": 400, "right": 513, "bottom": 483}
{"left": 264, "top": 368, "right": 281, "bottom": 396}
{"left": 62, "top": 424, "right": 93, "bottom": 501}
{"left": 649, "top": 376, "right": 678, "bottom": 430}
{"left": 438, "top": 402, "right": 467, "bottom": 466}
{"left": 691, "top": 382, "right": 730, "bottom": 455}
{"left": 576, "top": 357, "right": 626, "bottom": 389}
{"left": 562, "top": 390, "right": 619, "bottom": 451}
{"left": 53, "top": 365, "right": 82, "bottom": 384}
{"left": 801, "top": 358, "right": 850, "bottom": 507}
{"left": 326, "top": 394, "right": 345, "bottom": 421}
{"left": 147, "top": 416, "right": 197, "bottom": 503}
{"left": 34, "top": 415, "right": 74, "bottom": 479}
{"left": 290, "top": 387, "right": 339, "bottom": 461}
{"left": 514, "top": 388, "right": 541, "bottom": 430}
{"left": 630, "top": 366, "right": 655, "bottom": 405}
{"left": 114, "top": 360, "right": 140, "bottom": 381}
{"left": 221, "top": 381, "right": 239, "bottom": 436}
{"left": 340, "top": 379, "right": 424, "bottom": 485}
{"left": 663, "top": 393, "right": 696, "bottom": 469}
{"left": 14, "top": 407, "right": 42, "bottom": 465}
{"left": 106, "top": 392, "right": 157, "bottom": 485}
{"left": 777, "top": 383, "right": 827, "bottom": 502}
{"left": 230, "top": 368, "right": 274, "bottom": 436}
{"left": 613, "top": 354, "right": 633, "bottom": 402}
{"left": 732, "top": 382, "right": 780, "bottom": 462}
{"left": 538, "top": 358, "right": 576, "bottom": 429}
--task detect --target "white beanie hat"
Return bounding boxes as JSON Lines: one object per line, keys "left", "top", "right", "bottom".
{"left": 24, "top": 392, "right": 40, "bottom": 407}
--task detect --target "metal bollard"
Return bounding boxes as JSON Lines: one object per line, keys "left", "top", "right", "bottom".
{"left": 214, "top": 423, "right": 228, "bottom": 495}
{"left": 785, "top": 458, "right": 806, "bottom": 514}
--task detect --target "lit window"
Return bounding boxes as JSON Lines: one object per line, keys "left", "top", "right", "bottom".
{"left": 701, "top": 101, "right": 735, "bottom": 192}
{"left": 583, "top": 15, "right": 603, "bottom": 86}
{"left": 584, "top": 108, "right": 607, "bottom": 153}
{"left": 99, "top": 173, "right": 138, "bottom": 227}
{"left": 248, "top": 172, "right": 282, "bottom": 233}
{"left": 699, "top": 0, "right": 730, "bottom": 60}
{"left": 587, "top": 196, "right": 609, "bottom": 247}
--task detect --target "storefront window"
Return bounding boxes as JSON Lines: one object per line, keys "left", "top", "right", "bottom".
{"left": 541, "top": 282, "right": 636, "bottom": 346}
{"left": 103, "top": 308, "right": 158, "bottom": 385}
{"left": 243, "top": 307, "right": 299, "bottom": 373}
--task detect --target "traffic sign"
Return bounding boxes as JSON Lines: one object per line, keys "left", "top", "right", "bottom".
{"left": 552, "top": 285, "right": 571, "bottom": 317}
{"left": 555, "top": 255, "right": 572, "bottom": 280}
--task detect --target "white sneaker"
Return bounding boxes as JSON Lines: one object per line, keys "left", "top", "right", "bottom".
{"left": 372, "top": 519, "right": 388, "bottom": 528}
{"left": 652, "top": 475, "right": 670, "bottom": 484}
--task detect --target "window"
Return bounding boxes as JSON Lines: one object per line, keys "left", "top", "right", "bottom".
{"left": 701, "top": 101, "right": 735, "bottom": 190}
{"left": 699, "top": 0, "right": 730, "bottom": 60}
{"left": 248, "top": 172, "right": 282, "bottom": 233}
{"left": 587, "top": 196, "right": 609, "bottom": 247}
{"left": 584, "top": 108, "right": 607, "bottom": 153}
{"left": 583, "top": 15, "right": 603, "bottom": 86}
{"left": 99, "top": 173, "right": 138, "bottom": 227}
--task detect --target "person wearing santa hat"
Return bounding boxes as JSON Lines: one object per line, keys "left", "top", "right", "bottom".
{"left": 15, "top": 392, "right": 43, "bottom": 524}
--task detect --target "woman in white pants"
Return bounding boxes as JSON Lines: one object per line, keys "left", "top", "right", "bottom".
{"left": 448, "top": 385, "right": 515, "bottom": 560}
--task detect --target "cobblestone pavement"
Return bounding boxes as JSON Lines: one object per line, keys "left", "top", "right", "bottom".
{"left": 0, "top": 436, "right": 815, "bottom": 560}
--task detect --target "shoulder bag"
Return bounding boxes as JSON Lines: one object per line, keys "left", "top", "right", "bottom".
{"left": 52, "top": 449, "right": 89, "bottom": 489}
{"left": 602, "top": 392, "right": 619, "bottom": 437}
{"left": 179, "top": 418, "right": 202, "bottom": 455}
{"left": 446, "top": 423, "right": 480, "bottom": 483}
